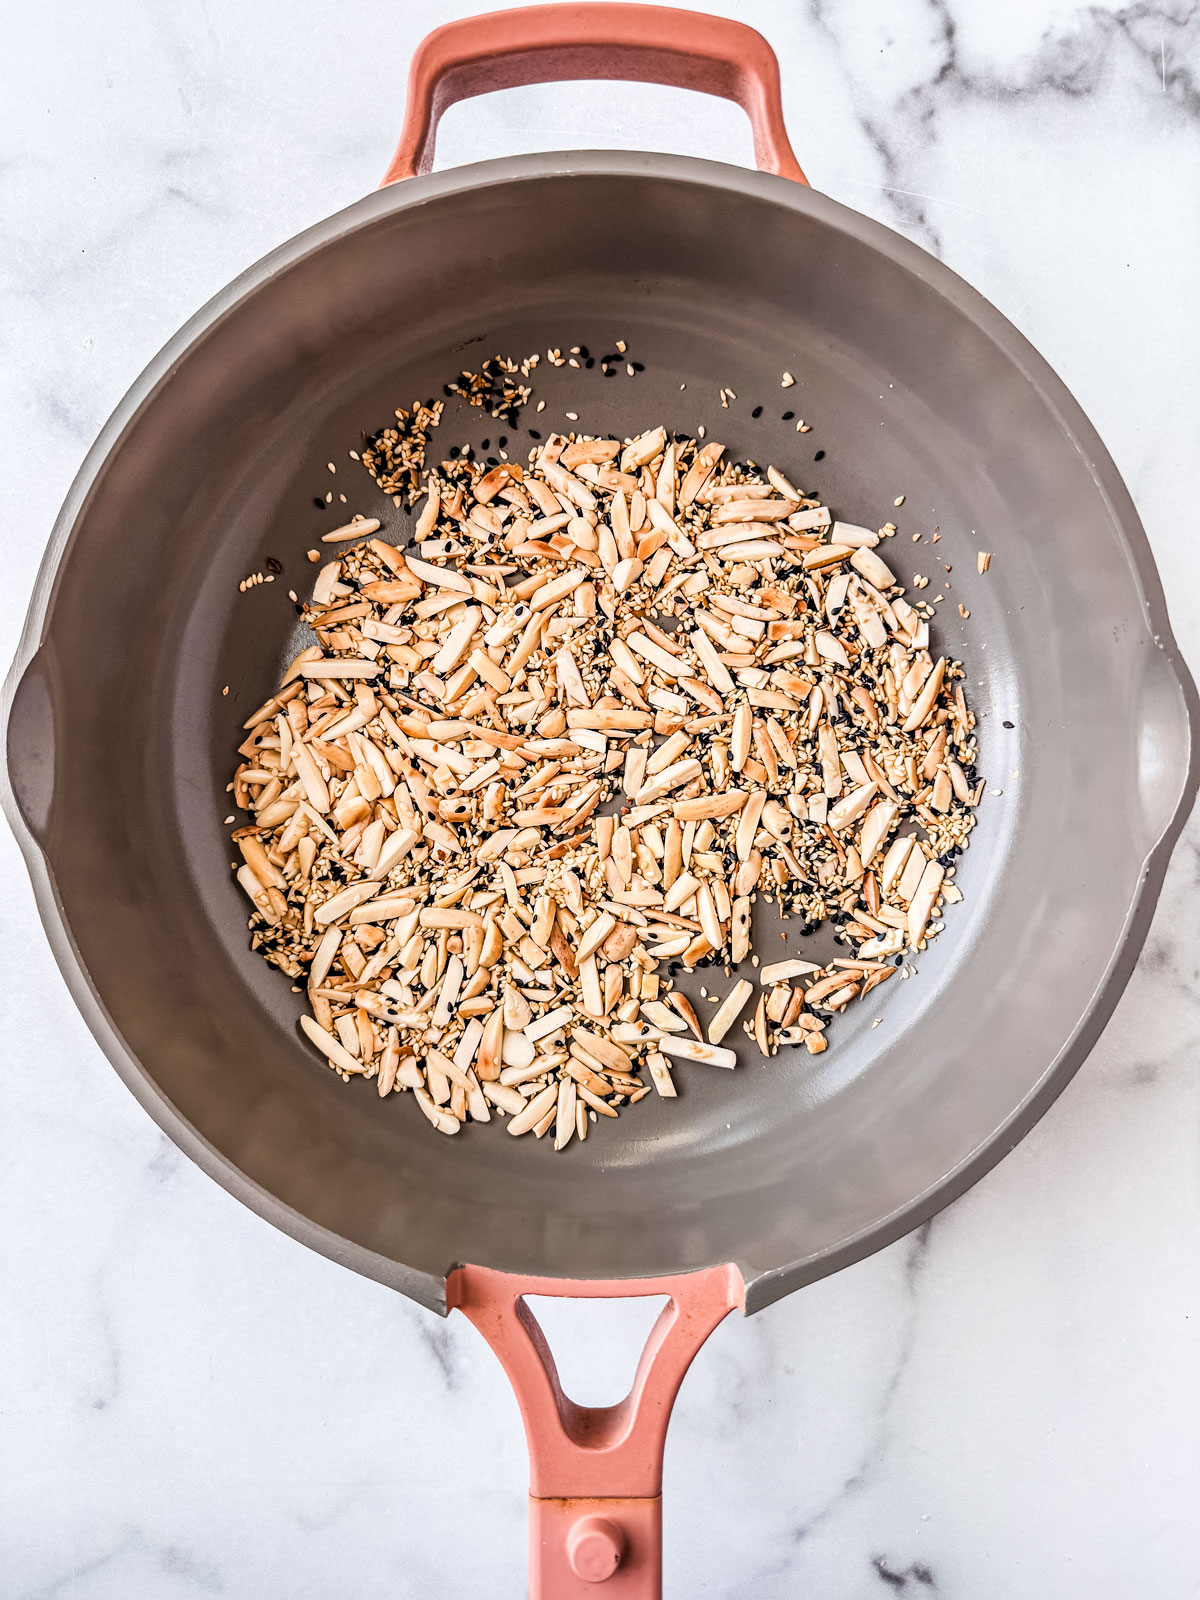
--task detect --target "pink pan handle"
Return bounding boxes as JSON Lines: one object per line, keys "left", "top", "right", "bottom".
{"left": 381, "top": 3, "right": 807, "bottom": 186}
{"left": 448, "top": 1263, "right": 744, "bottom": 1598}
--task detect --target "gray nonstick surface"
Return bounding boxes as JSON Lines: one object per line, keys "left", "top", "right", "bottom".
{"left": 5, "top": 152, "right": 1196, "bottom": 1313}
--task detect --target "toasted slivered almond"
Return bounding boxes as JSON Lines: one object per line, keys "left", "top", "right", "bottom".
{"left": 788, "top": 505, "right": 831, "bottom": 531}
{"left": 902, "top": 658, "right": 947, "bottom": 732}
{"left": 531, "top": 567, "right": 589, "bottom": 612}
{"left": 554, "top": 1077, "right": 578, "bottom": 1150}
{"left": 506, "top": 1082, "right": 559, "bottom": 1136}
{"left": 643, "top": 1053, "right": 675, "bottom": 1097}
{"left": 313, "top": 880, "right": 381, "bottom": 925}
{"left": 667, "top": 991, "right": 704, "bottom": 1040}
{"left": 907, "top": 859, "right": 945, "bottom": 947}
{"left": 708, "top": 979, "right": 753, "bottom": 1044}
{"left": 405, "top": 554, "right": 472, "bottom": 592}
{"left": 758, "top": 959, "right": 821, "bottom": 985}
{"left": 804, "top": 544, "right": 854, "bottom": 571}
{"left": 828, "top": 782, "right": 878, "bottom": 832}
{"left": 858, "top": 799, "right": 899, "bottom": 868}
{"left": 626, "top": 630, "right": 683, "bottom": 678}
{"left": 299, "top": 1013, "right": 370, "bottom": 1076}
{"left": 578, "top": 1081, "right": 620, "bottom": 1115}
{"left": 482, "top": 1080, "right": 527, "bottom": 1114}
{"left": 570, "top": 1028, "right": 633, "bottom": 1073}
{"left": 851, "top": 546, "right": 896, "bottom": 589}
{"left": 414, "top": 1088, "right": 461, "bottom": 1133}
{"left": 640, "top": 1000, "right": 688, "bottom": 1033}
{"left": 576, "top": 911, "right": 617, "bottom": 963}
{"left": 731, "top": 703, "right": 752, "bottom": 771}
{"left": 477, "top": 1006, "right": 505, "bottom": 1081}
{"left": 619, "top": 426, "right": 666, "bottom": 471}
{"left": 829, "top": 521, "right": 879, "bottom": 547}
{"left": 233, "top": 387, "right": 980, "bottom": 1156}
{"left": 678, "top": 442, "right": 724, "bottom": 506}
{"left": 567, "top": 707, "right": 650, "bottom": 730}
{"left": 735, "top": 790, "right": 767, "bottom": 860}
{"left": 300, "top": 658, "right": 384, "bottom": 680}
{"left": 634, "top": 758, "right": 702, "bottom": 805}
{"left": 673, "top": 791, "right": 747, "bottom": 821}
{"left": 321, "top": 517, "right": 381, "bottom": 543}
{"left": 710, "top": 499, "right": 793, "bottom": 523}
{"left": 689, "top": 626, "right": 735, "bottom": 693}
{"left": 565, "top": 1053, "right": 612, "bottom": 1097}
{"left": 714, "top": 539, "right": 782, "bottom": 561}
{"left": 420, "top": 907, "right": 484, "bottom": 930}
{"left": 658, "top": 1036, "right": 737, "bottom": 1070}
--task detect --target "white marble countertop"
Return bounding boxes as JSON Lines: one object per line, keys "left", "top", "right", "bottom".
{"left": 4, "top": 1, "right": 1200, "bottom": 1595}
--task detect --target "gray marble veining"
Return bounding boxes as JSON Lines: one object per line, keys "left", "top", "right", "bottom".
{"left": 3, "top": 1, "right": 1200, "bottom": 1595}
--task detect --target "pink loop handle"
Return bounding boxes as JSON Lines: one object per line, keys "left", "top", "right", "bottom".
{"left": 449, "top": 1263, "right": 744, "bottom": 1600}
{"left": 381, "top": 3, "right": 807, "bottom": 187}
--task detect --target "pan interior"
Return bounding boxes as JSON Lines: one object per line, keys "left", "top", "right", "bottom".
{"left": 19, "top": 160, "right": 1185, "bottom": 1310}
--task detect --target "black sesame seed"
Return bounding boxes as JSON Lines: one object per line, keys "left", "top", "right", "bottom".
{"left": 781, "top": 410, "right": 794, "bottom": 421}
{"left": 578, "top": 345, "right": 590, "bottom": 360}
{"left": 1002, "top": 719, "right": 1014, "bottom": 729}
{"left": 312, "top": 497, "right": 326, "bottom": 509}
{"left": 814, "top": 449, "right": 826, "bottom": 461}
{"left": 631, "top": 361, "right": 645, "bottom": 372}
{"left": 751, "top": 405, "right": 763, "bottom": 418}
{"left": 487, "top": 457, "right": 499, "bottom": 467}
{"left": 265, "top": 557, "right": 283, "bottom": 574}
{"left": 481, "top": 439, "right": 490, "bottom": 450}
{"left": 585, "top": 357, "right": 595, "bottom": 369}
{"left": 498, "top": 436, "right": 508, "bottom": 448}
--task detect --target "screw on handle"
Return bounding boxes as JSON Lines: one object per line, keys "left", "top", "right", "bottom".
{"left": 381, "top": 3, "right": 807, "bottom": 186}
{"left": 448, "top": 1263, "right": 744, "bottom": 1599}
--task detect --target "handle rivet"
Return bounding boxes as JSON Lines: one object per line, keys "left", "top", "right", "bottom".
{"left": 567, "top": 1515, "right": 625, "bottom": 1581}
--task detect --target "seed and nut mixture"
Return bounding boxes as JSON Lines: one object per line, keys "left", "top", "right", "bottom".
{"left": 229, "top": 369, "right": 981, "bottom": 1149}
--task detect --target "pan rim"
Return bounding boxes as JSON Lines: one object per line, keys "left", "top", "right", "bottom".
{"left": 5, "top": 148, "right": 1198, "bottom": 1315}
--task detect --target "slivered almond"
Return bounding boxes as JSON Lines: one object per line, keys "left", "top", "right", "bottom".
{"left": 708, "top": 980, "right": 753, "bottom": 1044}
{"left": 659, "top": 1036, "right": 736, "bottom": 1070}
{"left": 828, "top": 782, "right": 877, "bottom": 831}
{"left": 673, "top": 791, "right": 747, "bottom": 821}
{"left": 235, "top": 394, "right": 980, "bottom": 1158}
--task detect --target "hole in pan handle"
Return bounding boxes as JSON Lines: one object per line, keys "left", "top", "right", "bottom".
{"left": 380, "top": 3, "right": 808, "bottom": 187}
{"left": 448, "top": 1262, "right": 744, "bottom": 1599}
